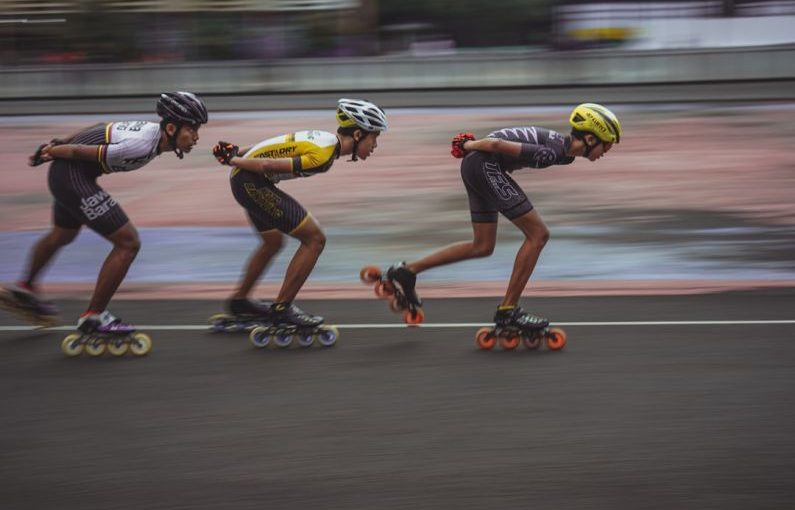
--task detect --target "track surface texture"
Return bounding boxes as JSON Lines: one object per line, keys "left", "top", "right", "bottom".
{"left": 1, "top": 290, "right": 794, "bottom": 510}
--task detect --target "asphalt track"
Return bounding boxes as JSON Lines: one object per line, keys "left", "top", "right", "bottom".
{"left": 1, "top": 289, "right": 794, "bottom": 510}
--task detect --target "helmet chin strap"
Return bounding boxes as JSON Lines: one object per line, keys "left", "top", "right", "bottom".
{"left": 348, "top": 131, "right": 361, "bottom": 162}
{"left": 578, "top": 133, "right": 600, "bottom": 158}
{"left": 168, "top": 124, "right": 184, "bottom": 159}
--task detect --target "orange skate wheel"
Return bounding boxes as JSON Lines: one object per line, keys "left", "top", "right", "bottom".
{"left": 360, "top": 265, "right": 382, "bottom": 283}
{"left": 500, "top": 335, "right": 521, "bottom": 350}
{"left": 388, "top": 297, "right": 402, "bottom": 313}
{"left": 475, "top": 327, "right": 496, "bottom": 350}
{"left": 523, "top": 335, "right": 542, "bottom": 350}
{"left": 403, "top": 308, "right": 424, "bottom": 326}
{"left": 546, "top": 328, "right": 567, "bottom": 350}
{"left": 374, "top": 280, "right": 396, "bottom": 299}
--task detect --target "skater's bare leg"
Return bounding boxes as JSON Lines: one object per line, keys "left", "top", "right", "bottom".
{"left": 275, "top": 216, "right": 325, "bottom": 304}
{"left": 232, "top": 229, "right": 285, "bottom": 300}
{"left": 406, "top": 222, "right": 497, "bottom": 274}
{"left": 21, "top": 226, "right": 80, "bottom": 288}
{"left": 502, "top": 209, "right": 549, "bottom": 307}
{"left": 86, "top": 222, "right": 140, "bottom": 313}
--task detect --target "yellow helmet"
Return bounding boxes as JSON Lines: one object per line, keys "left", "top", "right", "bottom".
{"left": 569, "top": 103, "right": 622, "bottom": 143}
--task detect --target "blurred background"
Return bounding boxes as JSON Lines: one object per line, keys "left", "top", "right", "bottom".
{"left": 2, "top": 0, "right": 795, "bottom": 63}
{"left": 1, "top": 0, "right": 794, "bottom": 295}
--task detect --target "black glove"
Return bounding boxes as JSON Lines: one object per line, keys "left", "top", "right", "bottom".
{"left": 29, "top": 143, "right": 49, "bottom": 167}
{"left": 29, "top": 138, "right": 68, "bottom": 167}
{"left": 213, "top": 141, "right": 239, "bottom": 165}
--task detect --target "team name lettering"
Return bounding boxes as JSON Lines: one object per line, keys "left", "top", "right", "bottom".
{"left": 80, "top": 190, "right": 117, "bottom": 220}
{"left": 257, "top": 147, "right": 296, "bottom": 158}
{"left": 484, "top": 162, "right": 519, "bottom": 201}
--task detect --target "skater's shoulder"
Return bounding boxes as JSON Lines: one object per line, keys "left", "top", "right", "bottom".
{"left": 108, "top": 121, "right": 161, "bottom": 140}
{"left": 294, "top": 129, "right": 338, "bottom": 148}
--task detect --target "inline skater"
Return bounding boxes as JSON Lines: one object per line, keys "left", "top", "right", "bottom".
{"left": 370, "top": 103, "right": 622, "bottom": 335}
{"left": 0, "top": 92, "right": 208, "bottom": 354}
{"left": 211, "top": 98, "right": 387, "bottom": 339}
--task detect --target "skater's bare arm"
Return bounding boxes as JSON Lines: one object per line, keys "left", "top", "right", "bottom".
{"left": 30, "top": 143, "right": 102, "bottom": 166}
{"left": 463, "top": 138, "right": 523, "bottom": 158}
{"left": 229, "top": 155, "right": 294, "bottom": 178}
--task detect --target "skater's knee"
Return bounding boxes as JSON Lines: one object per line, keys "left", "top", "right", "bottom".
{"left": 304, "top": 230, "right": 326, "bottom": 253}
{"left": 526, "top": 226, "right": 550, "bottom": 248}
{"left": 120, "top": 235, "right": 141, "bottom": 255}
{"left": 539, "top": 227, "right": 550, "bottom": 246}
{"left": 111, "top": 228, "right": 141, "bottom": 256}
{"left": 470, "top": 241, "right": 495, "bottom": 258}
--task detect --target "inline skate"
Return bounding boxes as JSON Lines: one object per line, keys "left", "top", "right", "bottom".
{"left": 475, "top": 306, "right": 567, "bottom": 351}
{"left": 61, "top": 311, "right": 152, "bottom": 357}
{"left": 359, "top": 262, "right": 424, "bottom": 325}
{"left": 0, "top": 285, "right": 59, "bottom": 328}
{"left": 248, "top": 302, "right": 338, "bottom": 349}
{"left": 208, "top": 298, "right": 274, "bottom": 333}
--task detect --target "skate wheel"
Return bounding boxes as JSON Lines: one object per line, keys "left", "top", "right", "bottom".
{"left": 298, "top": 334, "right": 314, "bottom": 348}
{"left": 249, "top": 327, "right": 271, "bottom": 348}
{"left": 274, "top": 333, "right": 293, "bottom": 348}
{"left": 475, "top": 327, "right": 496, "bottom": 350}
{"left": 388, "top": 297, "right": 402, "bottom": 313}
{"left": 314, "top": 326, "right": 339, "bottom": 347}
{"left": 129, "top": 332, "right": 152, "bottom": 356}
{"left": 107, "top": 338, "right": 129, "bottom": 356}
{"left": 360, "top": 265, "right": 382, "bottom": 284}
{"left": 61, "top": 333, "right": 84, "bottom": 357}
{"left": 208, "top": 313, "right": 231, "bottom": 333}
{"left": 500, "top": 335, "right": 521, "bottom": 350}
{"left": 403, "top": 308, "right": 424, "bottom": 326}
{"left": 523, "top": 335, "right": 542, "bottom": 350}
{"left": 85, "top": 338, "right": 107, "bottom": 357}
{"left": 546, "top": 328, "right": 567, "bottom": 351}
{"left": 374, "top": 281, "right": 396, "bottom": 299}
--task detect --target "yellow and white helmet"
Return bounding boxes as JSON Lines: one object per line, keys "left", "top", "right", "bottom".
{"left": 569, "top": 103, "right": 622, "bottom": 143}
{"left": 337, "top": 98, "right": 388, "bottom": 132}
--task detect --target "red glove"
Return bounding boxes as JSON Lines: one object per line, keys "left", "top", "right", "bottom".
{"left": 451, "top": 132, "right": 475, "bottom": 159}
{"left": 213, "top": 141, "right": 239, "bottom": 165}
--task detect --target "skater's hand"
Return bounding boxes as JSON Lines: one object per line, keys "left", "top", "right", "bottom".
{"left": 29, "top": 143, "right": 54, "bottom": 167}
{"left": 29, "top": 139, "right": 66, "bottom": 167}
{"left": 451, "top": 132, "right": 475, "bottom": 158}
{"left": 213, "top": 141, "right": 239, "bottom": 165}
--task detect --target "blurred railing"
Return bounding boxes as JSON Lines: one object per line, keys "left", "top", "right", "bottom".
{"left": 0, "top": 44, "right": 793, "bottom": 100}
{"left": 0, "top": 0, "right": 357, "bottom": 13}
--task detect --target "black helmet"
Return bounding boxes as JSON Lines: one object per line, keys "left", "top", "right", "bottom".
{"left": 156, "top": 91, "right": 208, "bottom": 126}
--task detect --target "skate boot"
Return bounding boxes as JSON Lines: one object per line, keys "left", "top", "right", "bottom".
{"left": 0, "top": 283, "right": 59, "bottom": 327}
{"left": 475, "top": 305, "right": 567, "bottom": 352}
{"left": 61, "top": 310, "right": 152, "bottom": 357}
{"left": 208, "top": 298, "right": 273, "bottom": 333}
{"left": 248, "top": 302, "right": 338, "bottom": 350}
{"left": 359, "top": 261, "right": 424, "bottom": 325}
{"left": 494, "top": 306, "right": 549, "bottom": 330}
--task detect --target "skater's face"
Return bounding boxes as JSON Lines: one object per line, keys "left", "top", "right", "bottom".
{"left": 582, "top": 134, "right": 614, "bottom": 162}
{"left": 175, "top": 124, "right": 200, "bottom": 154}
{"left": 355, "top": 131, "right": 380, "bottom": 161}
{"left": 165, "top": 123, "right": 200, "bottom": 154}
{"left": 587, "top": 140, "right": 613, "bottom": 161}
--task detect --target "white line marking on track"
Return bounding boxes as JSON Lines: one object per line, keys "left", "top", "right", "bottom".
{"left": 1, "top": 320, "right": 794, "bottom": 332}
